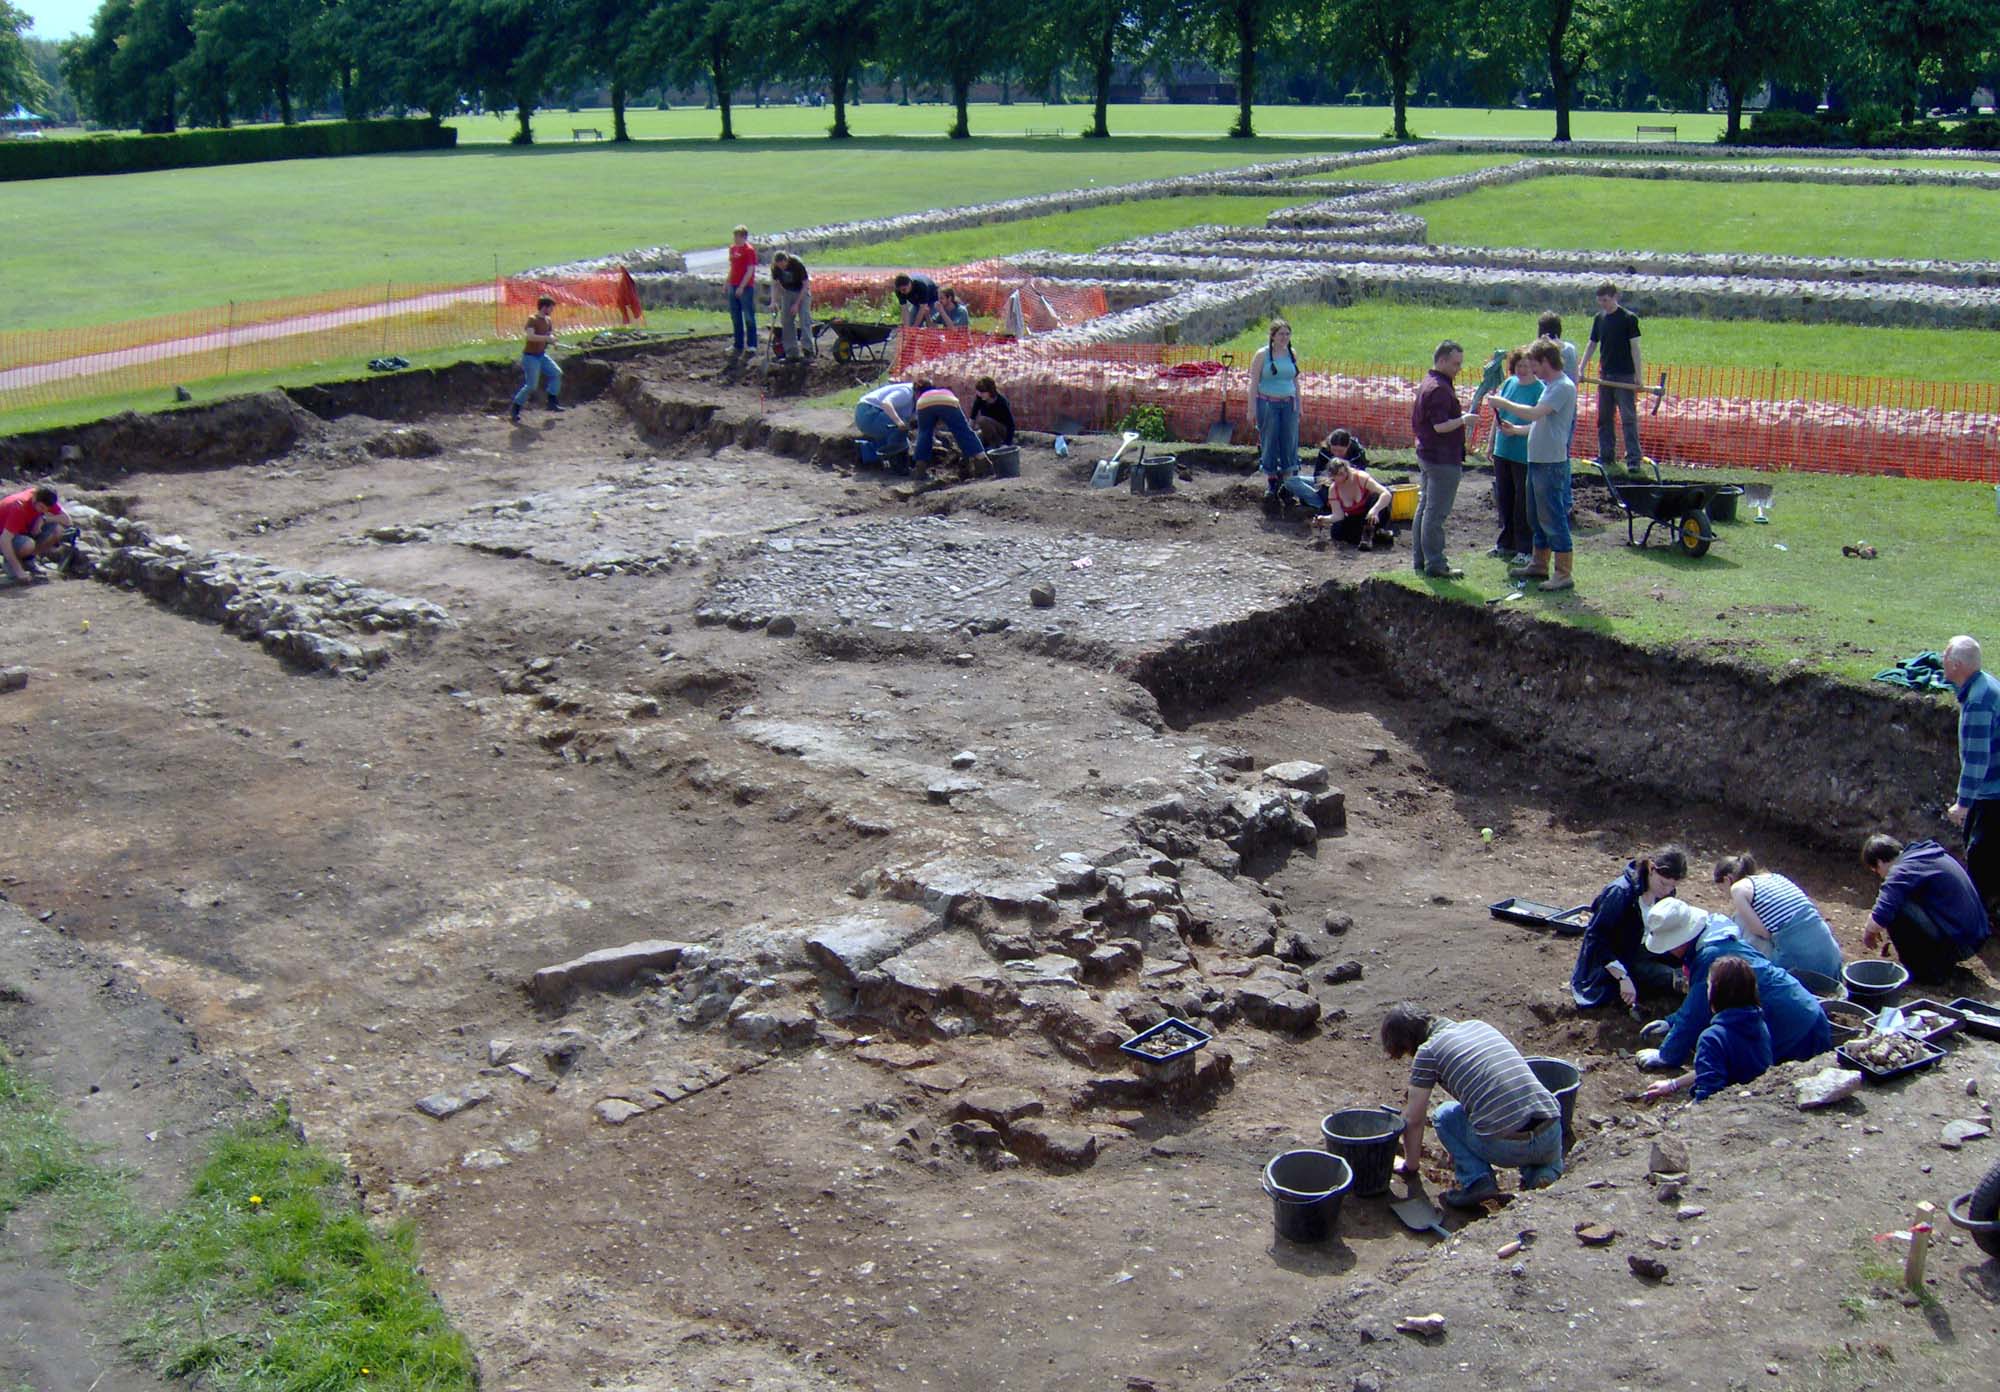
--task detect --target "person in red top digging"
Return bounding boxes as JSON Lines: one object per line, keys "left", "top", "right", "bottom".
{"left": 0, "top": 485, "right": 65, "bottom": 584}
{"left": 726, "top": 224, "right": 759, "bottom": 357}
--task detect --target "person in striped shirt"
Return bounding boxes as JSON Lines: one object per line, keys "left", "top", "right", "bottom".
{"left": 1382, "top": 1004, "right": 1562, "bottom": 1209}
{"left": 1944, "top": 635, "right": 2000, "bottom": 913}
{"left": 1711, "top": 853, "right": 1844, "bottom": 982}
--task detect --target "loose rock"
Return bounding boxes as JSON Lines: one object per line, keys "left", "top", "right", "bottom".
{"left": 1647, "top": 1135, "right": 1690, "bottom": 1177}
{"left": 415, "top": 1089, "right": 489, "bottom": 1120}
{"left": 594, "top": 1098, "right": 647, "bottom": 1126}
{"left": 1795, "top": 1067, "right": 1865, "bottom": 1110}
{"left": 1940, "top": 1119, "right": 1991, "bottom": 1149}
{"left": 1028, "top": 582, "right": 1056, "bottom": 608}
{"left": 1395, "top": 1313, "right": 1446, "bottom": 1339}
{"left": 1627, "top": 1255, "right": 1669, "bottom": 1281}
{"left": 1574, "top": 1223, "right": 1617, "bottom": 1246}
{"left": 1324, "top": 960, "right": 1365, "bottom": 985}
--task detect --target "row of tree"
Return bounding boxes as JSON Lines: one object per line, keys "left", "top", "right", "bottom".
{"left": 7, "top": 0, "right": 1999, "bottom": 145}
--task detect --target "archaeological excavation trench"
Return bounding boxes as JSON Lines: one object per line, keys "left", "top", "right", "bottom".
{"left": 0, "top": 340, "right": 1985, "bottom": 1392}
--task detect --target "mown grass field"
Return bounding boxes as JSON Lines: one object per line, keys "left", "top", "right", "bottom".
{"left": 1214, "top": 302, "right": 2000, "bottom": 384}
{"left": 1378, "top": 467, "right": 1998, "bottom": 683}
{"left": 447, "top": 102, "right": 1730, "bottom": 145}
{"left": 0, "top": 137, "right": 1364, "bottom": 331}
{"left": 1423, "top": 175, "right": 2000, "bottom": 259}
{"left": 837, "top": 191, "right": 1324, "bottom": 265}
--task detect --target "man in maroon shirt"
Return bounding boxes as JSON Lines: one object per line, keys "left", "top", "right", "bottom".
{"left": 1410, "top": 341, "right": 1480, "bottom": 579}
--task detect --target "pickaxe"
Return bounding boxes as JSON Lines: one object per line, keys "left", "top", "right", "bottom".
{"left": 1585, "top": 369, "right": 1670, "bottom": 415}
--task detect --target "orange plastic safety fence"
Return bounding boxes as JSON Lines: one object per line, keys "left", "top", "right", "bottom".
{"left": 811, "top": 260, "right": 1109, "bottom": 331}
{"left": 892, "top": 335, "right": 2000, "bottom": 484}
{"left": 0, "top": 273, "right": 645, "bottom": 415}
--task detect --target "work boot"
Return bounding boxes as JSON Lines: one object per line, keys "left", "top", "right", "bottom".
{"left": 1511, "top": 547, "right": 1551, "bottom": 581}
{"left": 547, "top": 397, "right": 563, "bottom": 413}
{"left": 1540, "top": 552, "right": 1575, "bottom": 592}
{"left": 510, "top": 403, "right": 522, "bottom": 425}
{"left": 1440, "top": 1176, "right": 1502, "bottom": 1209}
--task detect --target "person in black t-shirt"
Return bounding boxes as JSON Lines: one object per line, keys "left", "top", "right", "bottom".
{"left": 969, "top": 376, "right": 1016, "bottom": 446}
{"left": 894, "top": 273, "right": 943, "bottom": 327}
{"left": 1579, "top": 282, "right": 1645, "bottom": 478}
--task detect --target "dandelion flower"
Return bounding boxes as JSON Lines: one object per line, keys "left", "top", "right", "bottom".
{"left": 249, "top": 1195, "right": 263, "bottom": 1205}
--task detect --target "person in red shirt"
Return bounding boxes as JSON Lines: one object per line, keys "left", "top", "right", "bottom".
{"left": 726, "top": 224, "right": 759, "bottom": 357}
{"left": 0, "top": 485, "right": 65, "bottom": 584}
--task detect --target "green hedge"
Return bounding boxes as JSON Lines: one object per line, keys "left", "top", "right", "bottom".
{"left": 1729, "top": 108, "right": 2000, "bottom": 150}
{"left": 0, "top": 118, "right": 456, "bottom": 182}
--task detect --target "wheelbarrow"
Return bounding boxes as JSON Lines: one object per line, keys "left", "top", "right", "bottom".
{"left": 818, "top": 319, "right": 897, "bottom": 365}
{"left": 1595, "top": 460, "right": 1721, "bottom": 559}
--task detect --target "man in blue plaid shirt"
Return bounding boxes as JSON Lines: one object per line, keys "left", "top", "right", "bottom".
{"left": 1945, "top": 634, "right": 2000, "bottom": 914}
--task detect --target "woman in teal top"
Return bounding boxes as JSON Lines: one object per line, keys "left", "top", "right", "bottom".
{"left": 1247, "top": 319, "right": 1301, "bottom": 499}
{"left": 1489, "top": 347, "right": 1541, "bottom": 561}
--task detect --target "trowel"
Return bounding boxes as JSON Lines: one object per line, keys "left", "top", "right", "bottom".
{"left": 1389, "top": 1189, "right": 1452, "bottom": 1240}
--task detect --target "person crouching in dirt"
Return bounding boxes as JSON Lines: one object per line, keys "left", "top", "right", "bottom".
{"left": 1642, "top": 955, "right": 1772, "bottom": 1102}
{"left": 511, "top": 295, "right": 563, "bottom": 425}
{"left": 910, "top": 379, "right": 988, "bottom": 477}
{"left": 854, "top": 380, "right": 916, "bottom": 465}
{"left": 1381, "top": 1003, "right": 1562, "bottom": 1210}
{"left": 1286, "top": 436, "right": 1393, "bottom": 548}
{"left": 938, "top": 287, "right": 972, "bottom": 329}
{"left": 1632, "top": 899, "right": 1830, "bottom": 1077}
{"left": 0, "top": 485, "right": 73, "bottom": 585}
{"left": 769, "top": 253, "right": 813, "bottom": 361}
{"left": 1569, "top": 845, "right": 1689, "bottom": 1012}
{"left": 969, "top": 376, "right": 1015, "bottom": 448}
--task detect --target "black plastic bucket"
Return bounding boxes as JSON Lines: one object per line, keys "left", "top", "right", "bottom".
{"left": 1525, "top": 1057, "right": 1581, "bottom": 1153}
{"left": 1795, "top": 969, "right": 1848, "bottom": 1005}
{"left": 1843, "top": 958, "right": 1910, "bottom": 1007}
{"left": 1262, "top": 1150, "right": 1352, "bottom": 1244}
{"left": 987, "top": 445, "right": 1021, "bottom": 479}
{"left": 1320, "top": 1106, "right": 1401, "bottom": 1196}
{"left": 1708, "top": 485, "right": 1744, "bottom": 523}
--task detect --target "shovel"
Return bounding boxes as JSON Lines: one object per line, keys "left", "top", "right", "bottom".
{"left": 1389, "top": 1190, "right": 1452, "bottom": 1240}
{"left": 1206, "top": 352, "right": 1238, "bottom": 445}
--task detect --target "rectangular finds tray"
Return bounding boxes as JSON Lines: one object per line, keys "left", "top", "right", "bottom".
{"left": 1948, "top": 997, "right": 2000, "bottom": 1041}
{"left": 1489, "top": 897, "right": 1592, "bottom": 935}
{"left": 1118, "top": 1017, "right": 1212, "bottom": 1065}
{"left": 1891, "top": 999, "right": 1966, "bottom": 1046}
{"left": 1837, "top": 1038, "right": 1946, "bottom": 1084}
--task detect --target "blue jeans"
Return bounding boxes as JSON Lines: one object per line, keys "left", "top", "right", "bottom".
{"left": 1279, "top": 475, "right": 1326, "bottom": 510}
{"left": 1256, "top": 395, "right": 1299, "bottom": 485}
{"left": 914, "top": 403, "right": 986, "bottom": 466}
{"left": 854, "top": 403, "right": 908, "bottom": 459}
{"left": 1528, "top": 460, "right": 1572, "bottom": 553}
{"left": 1433, "top": 1101, "right": 1563, "bottom": 1190}
{"left": 513, "top": 353, "right": 562, "bottom": 407}
{"left": 728, "top": 284, "right": 758, "bottom": 351}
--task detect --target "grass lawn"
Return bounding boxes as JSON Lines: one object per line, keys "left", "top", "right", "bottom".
{"left": 1215, "top": 303, "right": 2000, "bottom": 383}
{"left": 834, "top": 192, "right": 1321, "bottom": 266}
{"left": 0, "top": 138, "right": 1341, "bottom": 331}
{"left": 0, "top": 310, "right": 729, "bottom": 436}
{"left": 1288, "top": 153, "right": 1523, "bottom": 181}
{"left": 1423, "top": 175, "right": 2000, "bottom": 260}
{"left": 449, "top": 103, "right": 1727, "bottom": 145}
{"left": 0, "top": 1053, "right": 476, "bottom": 1390}
{"left": 1381, "top": 468, "right": 1997, "bottom": 682}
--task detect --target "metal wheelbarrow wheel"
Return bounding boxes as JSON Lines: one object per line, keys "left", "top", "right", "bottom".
{"left": 831, "top": 336, "right": 854, "bottom": 364}
{"left": 1676, "top": 508, "right": 1713, "bottom": 559}
{"left": 1948, "top": 1154, "right": 2000, "bottom": 1260}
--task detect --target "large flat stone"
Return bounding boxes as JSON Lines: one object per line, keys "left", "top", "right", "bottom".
{"left": 877, "top": 856, "right": 1061, "bottom": 920}
{"left": 871, "top": 931, "right": 1018, "bottom": 1015}
{"left": 528, "top": 939, "right": 694, "bottom": 1006}
{"left": 804, "top": 904, "right": 936, "bottom": 984}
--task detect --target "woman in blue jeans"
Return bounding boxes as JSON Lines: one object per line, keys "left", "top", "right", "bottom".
{"left": 910, "top": 381, "right": 988, "bottom": 473}
{"left": 1247, "top": 319, "right": 1301, "bottom": 503}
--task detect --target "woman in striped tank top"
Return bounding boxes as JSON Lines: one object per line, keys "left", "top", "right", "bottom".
{"left": 1712, "top": 853, "right": 1844, "bottom": 981}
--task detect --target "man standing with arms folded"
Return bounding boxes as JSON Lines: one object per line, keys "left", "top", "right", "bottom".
{"left": 1488, "top": 339, "right": 1580, "bottom": 591}
{"left": 1410, "top": 341, "right": 1480, "bottom": 580}
{"left": 1944, "top": 634, "right": 2000, "bottom": 913}
{"left": 1578, "top": 283, "right": 1644, "bottom": 478}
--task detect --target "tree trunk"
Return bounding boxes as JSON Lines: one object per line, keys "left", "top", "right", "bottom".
{"left": 1387, "top": 51, "right": 1410, "bottom": 140}
{"left": 1725, "top": 81, "right": 1743, "bottom": 141}
{"left": 1000, "top": 75, "right": 1011, "bottom": 105}
{"left": 1087, "top": 13, "right": 1114, "bottom": 138}
{"left": 1548, "top": 2, "right": 1577, "bottom": 143}
{"left": 515, "top": 97, "right": 534, "bottom": 144}
{"left": 1231, "top": 0, "right": 1256, "bottom": 138}
{"left": 612, "top": 78, "right": 628, "bottom": 141}
{"left": 278, "top": 70, "right": 293, "bottom": 126}
{"left": 711, "top": 45, "right": 734, "bottom": 139}
{"left": 950, "top": 75, "right": 969, "bottom": 138}
{"left": 830, "top": 67, "right": 851, "bottom": 138}
{"left": 339, "top": 67, "right": 353, "bottom": 118}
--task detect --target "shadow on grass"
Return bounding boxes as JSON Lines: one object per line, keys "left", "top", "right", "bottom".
{"left": 1623, "top": 544, "right": 1744, "bottom": 573}
{"left": 393, "top": 135, "right": 1387, "bottom": 160}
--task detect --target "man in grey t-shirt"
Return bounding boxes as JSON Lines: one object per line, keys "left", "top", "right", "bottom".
{"left": 1381, "top": 1002, "right": 1562, "bottom": 1209}
{"left": 1487, "top": 339, "right": 1580, "bottom": 592}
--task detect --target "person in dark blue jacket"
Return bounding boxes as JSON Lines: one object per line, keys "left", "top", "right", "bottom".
{"left": 1633, "top": 899, "right": 1831, "bottom": 1075}
{"left": 1570, "top": 847, "right": 1689, "bottom": 1010}
{"left": 1643, "top": 955, "right": 1774, "bottom": 1102}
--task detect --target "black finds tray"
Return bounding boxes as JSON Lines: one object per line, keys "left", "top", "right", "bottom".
{"left": 1489, "top": 898, "right": 1592, "bottom": 935}
{"left": 1837, "top": 1038, "right": 1946, "bottom": 1084}
{"left": 1948, "top": 997, "right": 2000, "bottom": 1041}
{"left": 1890, "top": 999, "right": 1966, "bottom": 1046}
{"left": 1118, "top": 1017, "right": 1212, "bottom": 1065}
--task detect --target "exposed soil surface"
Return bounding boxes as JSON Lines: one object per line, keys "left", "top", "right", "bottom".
{"left": 3, "top": 339, "right": 1996, "bottom": 1391}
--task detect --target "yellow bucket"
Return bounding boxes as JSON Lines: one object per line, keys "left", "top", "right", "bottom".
{"left": 1387, "top": 483, "right": 1418, "bottom": 523}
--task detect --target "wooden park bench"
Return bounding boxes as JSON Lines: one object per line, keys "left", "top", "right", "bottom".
{"left": 572, "top": 127, "right": 605, "bottom": 141}
{"left": 1024, "top": 127, "right": 1065, "bottom": 138}
{"left": 1636, "top": 124, "right": 1678, "bottom": 142}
